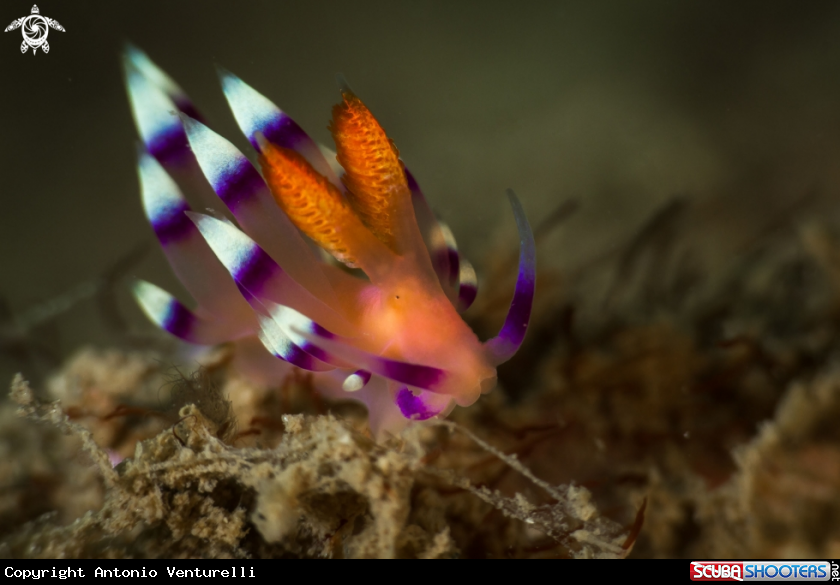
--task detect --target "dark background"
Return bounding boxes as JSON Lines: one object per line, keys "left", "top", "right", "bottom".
{"left": 4, "top": 0, "right": 840, "bottom": 383}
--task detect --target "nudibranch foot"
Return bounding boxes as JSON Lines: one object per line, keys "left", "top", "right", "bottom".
{"left": 396, "top": 386, "right": 455, "bottom": 421}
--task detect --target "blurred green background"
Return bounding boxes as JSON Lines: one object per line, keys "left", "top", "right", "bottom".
{"left": 4, "top": 0, "right": 840, "bottom": 384}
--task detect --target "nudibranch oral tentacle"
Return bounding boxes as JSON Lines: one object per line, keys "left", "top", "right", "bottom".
{"left": 124, "top": 46, "right": 536, "bottom": 435}
{"left": 483, "top": 190, "right": 537, "bottom": 366}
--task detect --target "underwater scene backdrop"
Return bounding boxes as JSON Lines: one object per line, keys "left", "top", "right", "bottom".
{"left": 2, "top": 0, "right": 840, "bottom": 559}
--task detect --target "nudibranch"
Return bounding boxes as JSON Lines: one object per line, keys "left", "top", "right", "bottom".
{"left": 124, "top": 46, "right": 535, "bottom": 434}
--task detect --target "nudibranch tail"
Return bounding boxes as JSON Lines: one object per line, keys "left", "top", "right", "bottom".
{"left": 483, "top": 189, "right": 536, "bottom": 365}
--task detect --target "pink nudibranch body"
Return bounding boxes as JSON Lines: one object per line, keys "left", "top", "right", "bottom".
{"left": 124, "top": 46, "right": 535, "bottom": 435}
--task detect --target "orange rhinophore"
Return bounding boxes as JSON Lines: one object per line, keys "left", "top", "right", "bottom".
{"left": 330, "top": 86, "right": 412, "bottom": 253}
{"left": 259, "top": 143, "right": 362, "bottom": 268}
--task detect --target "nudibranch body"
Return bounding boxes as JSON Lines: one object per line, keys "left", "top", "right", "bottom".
{"left": 124, "top": 47, "right": 535, "bottom": 434}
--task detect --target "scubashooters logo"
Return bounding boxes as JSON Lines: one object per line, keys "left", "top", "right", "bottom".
{"left": 4, "top": 5, "right": 64, "bottom": 54}
{"left": 690, "top": 561, "right": 833, "bottom": 581}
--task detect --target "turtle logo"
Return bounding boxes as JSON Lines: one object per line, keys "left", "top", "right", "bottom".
{"left": 5, "top": 5, "right": 64, "bottom": 54}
